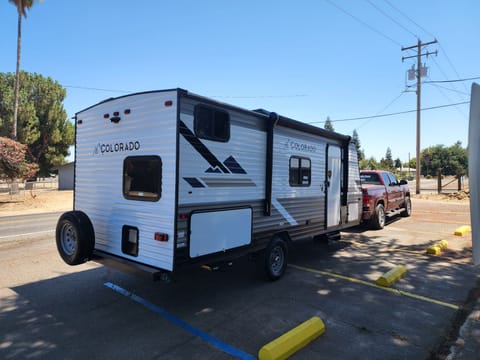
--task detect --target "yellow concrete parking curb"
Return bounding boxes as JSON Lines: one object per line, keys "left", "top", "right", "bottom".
{"left": 258, "top": 316, "right": 325, "bottom": 360}
{"left": 426, "top": 240, "right": 449, "bottom": 255}
{"left": 454, "top": 225, "right": 471, "bottom": 236}
{"left": 376, "top": 265, "right": 407, "bottom": 287}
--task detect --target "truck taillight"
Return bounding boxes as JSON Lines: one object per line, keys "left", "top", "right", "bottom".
{"left": 362, "top": 191, "right": 370, "bottom": 205}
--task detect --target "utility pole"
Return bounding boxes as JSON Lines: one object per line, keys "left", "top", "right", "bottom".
{"left": 402, "top": 39, "right": 437, "bottom": 194}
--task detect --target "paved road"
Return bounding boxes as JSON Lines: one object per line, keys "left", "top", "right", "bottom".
{"left": 0, "top": 199, "right": 477, "bottom": 359}
{"left": 0, "top": 212, "right": 62, "bottom": 243}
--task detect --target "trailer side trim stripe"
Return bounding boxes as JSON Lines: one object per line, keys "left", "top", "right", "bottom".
{"left": 178, "top": 120, "right": 230, "bottom": 174}
{"left": 104, "top": 282, "right": 255, "bottom": 360}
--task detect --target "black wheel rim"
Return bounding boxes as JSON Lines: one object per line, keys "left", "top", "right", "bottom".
{"left": 269, "top": 245, "right": 285, "bottom": 276}
{"left": 60, "top": 222, "right": 77, "bottom": 256}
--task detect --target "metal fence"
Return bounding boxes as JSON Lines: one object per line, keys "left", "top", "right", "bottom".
{"left": 0, "top": 177, "right": 59, "bottom": 196}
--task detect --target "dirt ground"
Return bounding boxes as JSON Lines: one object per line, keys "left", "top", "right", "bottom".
{"left": 0, "top": 190, "right": 73, "bottom": 216}
{"left": 0, "top": 188, "right": 470, "bottom": 217}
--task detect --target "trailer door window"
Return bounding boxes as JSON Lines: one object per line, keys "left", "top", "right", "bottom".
{"left": 289, "top": 156, "right": 311, "bottom": 186}
{"left": 194, "top": 105, "right": 230, "bottom": 142}
{"left": 123, "top": 156, "right": 161, "bottom": 201}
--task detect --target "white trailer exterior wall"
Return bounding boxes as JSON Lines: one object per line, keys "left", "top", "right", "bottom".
{"left": 75, "top": 91, "right": 178, "bottom": 271}
{"left": 67, "top": 89, "right": 362, "bottom": 277}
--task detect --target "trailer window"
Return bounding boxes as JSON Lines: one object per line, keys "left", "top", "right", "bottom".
{"left": 289, "top": 156, "right": 311, "bottom": 186}
{"left": 194, "top": 105, "right": 230, "bottom": 142}
{"left": 123, "top": 156, "right": 162, "bottom": 201}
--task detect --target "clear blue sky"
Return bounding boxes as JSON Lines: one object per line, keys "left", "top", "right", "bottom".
{"left": 1, "top": 0, "right": 478, "bottom": 163}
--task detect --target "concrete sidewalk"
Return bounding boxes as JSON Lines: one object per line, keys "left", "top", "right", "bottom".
{"left": 447, "top": 296, "right": 480, "bottom": 359}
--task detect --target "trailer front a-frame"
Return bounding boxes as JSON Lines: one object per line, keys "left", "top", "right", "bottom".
{"left": 56, "top": 89, "right": 362, "bottom": 281}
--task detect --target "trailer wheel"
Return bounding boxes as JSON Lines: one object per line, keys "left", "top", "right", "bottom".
{"left": 371, "top": 204, "right": 385, "bottom": 230}
{"left": 401, "top": 196, "right": 412, "bottom": 217}
{"left": 261, "top": 237, "right": 288, "bottom": 281}
{"left": 56, "top": 211, "right": 94, "bottom": 265}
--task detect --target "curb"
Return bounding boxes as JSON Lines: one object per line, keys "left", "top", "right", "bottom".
{"left": 376, "top": 265, "right": 407, "bottom": 287}
{"left": 258, "top": 316, "right": 325, "bottom": 360}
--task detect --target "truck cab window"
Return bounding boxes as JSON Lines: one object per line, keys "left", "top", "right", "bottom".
{"left": 123, "top": 156, "right": 162, "bottom": 201}
{"left": 289, "top": 156, "right": 311, "bottom": 186}
{"left": 360, "top": 173, "right": 381, "bottom": 185}
{"left": 194, "top": 105, "right": 230, "bottom": 142}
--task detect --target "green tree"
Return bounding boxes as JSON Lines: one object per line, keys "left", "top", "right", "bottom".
{"left": 359, "top": 156, "right": 378, "bottom": 170}
{"left": 0, "top": 136, "right": 38, "bottom": 181}
{"left": 394, "top": 158, "right": 402, "bottom": 169}
{"left": 352, "top": 129, "right": 364, "bottom": 161}
{"left": 380, "top": 147, "right": 394, "bottom": 171}
{"left": 9, "top": 0, "right": 38, "bottom": 140}
{"left": 421, "top": 142, "right": 468, "bottom": 176}
{"left": 0, "top": 72, "right": 74, "bottom": 176}
{"left": 324, "top": 116, "right": 334, "bottom": 132}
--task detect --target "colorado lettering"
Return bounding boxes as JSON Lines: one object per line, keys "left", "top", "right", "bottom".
{"left": 94, "top": 141, "right": 140, "bottom": 155}
{"left": 286, "top": 139, "right": 317, "bottom": 153}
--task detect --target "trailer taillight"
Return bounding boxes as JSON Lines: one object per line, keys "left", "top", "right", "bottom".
{"left": 165, "top": 100, "right": 173, "bottom": 107}
{"left": 154, "top": 232, "right": 169, "bottom": 242}
{"left": 179, "top": 213, "right": 189, "bottom": 220}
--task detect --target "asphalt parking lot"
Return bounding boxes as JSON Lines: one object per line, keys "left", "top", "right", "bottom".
{"left": 1, "top": 197, "right": 478, "bottom": 359}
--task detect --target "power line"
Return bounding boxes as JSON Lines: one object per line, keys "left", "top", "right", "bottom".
{"left": 425, "top": 74, "right": 467, "bottom": 118}
{"left": 383, "top": 0, "right": 468, "bottom": 94}
{"left": 426, "top": 82, "right": 470, "bottom": 96}
{"left": 382, "top": 0, "right": 436, "bottom": 39}
{"left": 365, "top": 0, "right": 418, "bottom": 39}
{"left": 430, "top": 56, "right": 465, "bottom": 103}
{"left": 437, "top": 42, "right": 470, "bottom": 94}
{"left": 64, "top": 85, "right": 309, "bottom": 99}
{"left": 64, "top": 85, "right": 131, "bottom": 93}
{"left": 324, "top": 0, "right": 402, "bottom": 47}
{"left": 424, "top": 76, "right": 480, "bottom": 84}
{"left": 355, "top": 91, "right": 406, "bottom": 130}
{"left": 308, "top": 101, "right": 469, "bottom": 124}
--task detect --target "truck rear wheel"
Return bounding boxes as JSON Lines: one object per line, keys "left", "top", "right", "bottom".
{"left": 371, "top": 204, "right": 385, "bottom": 230}
{"left": 56, "top": 211, "right": 95, "bottom": 265}
{"left": 401, "top": 196, "right": 412, "bottom": 217}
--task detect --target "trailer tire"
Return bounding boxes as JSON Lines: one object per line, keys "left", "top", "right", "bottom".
{"left": 371, "top": 204, "right": 385, "bottom": 230}
{"left": 261, "top": 237, "right": 288, "bottom": 281}
{"left": 56, "top": 211, "right": 94, "bottom": 265}
{"left": 401, "top": 196, "right": 412, "bottom": 217}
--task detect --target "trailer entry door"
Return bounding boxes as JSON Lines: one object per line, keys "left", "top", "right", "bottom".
{"left": 327, "top": 145, "right": 341, "bottom": 227}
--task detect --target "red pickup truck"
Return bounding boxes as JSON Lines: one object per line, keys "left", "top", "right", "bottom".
{"left": 360, "top": 170, "right": 411, "bottom": 229}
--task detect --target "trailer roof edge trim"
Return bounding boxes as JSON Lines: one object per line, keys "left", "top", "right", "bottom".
{"left": 75, "top": 88, "right": 351, "bottom": 143}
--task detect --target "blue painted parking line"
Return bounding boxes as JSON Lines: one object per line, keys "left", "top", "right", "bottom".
{"left": 104, "top": 282, "right": 255, "bottom": 360}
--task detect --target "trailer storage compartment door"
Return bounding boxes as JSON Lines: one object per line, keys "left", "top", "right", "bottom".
{"left": 189, "top": 208, "right": 252, "bottom": 258}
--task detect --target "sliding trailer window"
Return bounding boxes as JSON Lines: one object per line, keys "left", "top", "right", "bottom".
{"left": 194, "top": 104, "right": 230, "bottom": 142}
{"left": 123, "top": 156, "right": 162, "bottom": 201}
{"left": 289, "top": 156, "right": 311, "bottom": 187}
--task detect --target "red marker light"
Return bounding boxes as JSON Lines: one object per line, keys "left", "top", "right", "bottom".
{"left": 165, "top": 100, "right": 173, "bottom": 107}
{"left": 113, "top": 111, "right": 119, "bottom": 116}
{"left": 103, "top": 114, "right": 109, "bottom": 119}
{"left": 154, "top": 232, "right": 169, "bottom": 242}
{"left": 124, "top": 109, "right": 131, "bottom": 114}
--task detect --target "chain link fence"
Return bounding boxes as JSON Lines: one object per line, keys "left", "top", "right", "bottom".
{"left": 0, "top": 177, "right": 59, "bottom": 197}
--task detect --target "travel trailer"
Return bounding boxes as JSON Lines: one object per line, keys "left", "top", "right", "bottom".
{"left": 56, "top": 89, "right": 362, "bottom": 281}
